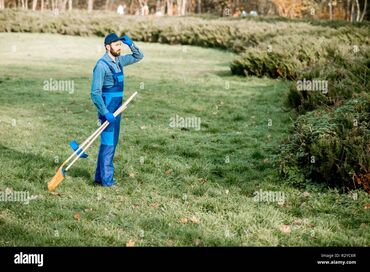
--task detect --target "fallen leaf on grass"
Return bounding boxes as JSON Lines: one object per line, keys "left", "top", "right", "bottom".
{"left": 280, "top": 225, "right": 291, "bottom": 234}
{"left": 165, "top": 169, "right": 172, "bottom": 175}
{"left": 189, "top": 216, "right": 200, "bottom": 224}
{"left": 303, "top": 192, "right": 310, "bottom": 197}
{"left": 364, "top": 203, "right": 370, "bottom": 209}
{"left": 129, "top": 173, "right": 135, "bottom": 178}
{"left": 126, "top": 240, "right": 135, "bottom": 247}
{"left": 179, "top": 218, "right": 188, "bottom": 224}
{"left": 150, "top": 202, "right": 159, "bottom": 209}
{"left": 74, "top": 213, "right": 81, "bottom": 221}
{"left": 179, "top": 216, "right": 200, "bottom": 225}
{"left": 198, "top": 178, "right": 208, "bottom": 184}
{"left": 50, "top": 192, "right": 61, "bottom": 196}
{"left": 194, "top": 239, "right": 202, "bottom": 246}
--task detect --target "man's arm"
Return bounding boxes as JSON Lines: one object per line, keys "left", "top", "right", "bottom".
{"left": 91, "top": 63, "right": 109, "bottom": 116}
{"left": 119, "top": 42, "right": 144, "bottom": 67}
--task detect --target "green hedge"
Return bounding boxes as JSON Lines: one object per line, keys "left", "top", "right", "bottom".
{"left": 1, "top": 10, "right": 368, "bottom": 80}
{"left": 286, "top": 46, "right": 370, "bottom": 112}
{"left": 281, "top": 41, "right": 370, "bottom": 191}
{"left": 279, "top": 97, "right": 370, "bottom": 191}
{"left": 0, "top": 9, "right": 279, "bottom": 53}
{"left": 231, "top": 31, "right": 370, "bottom": 79}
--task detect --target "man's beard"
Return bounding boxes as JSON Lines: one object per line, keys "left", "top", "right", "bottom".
{"left": 110, "top": 48, "right": 121, "bottom": 57}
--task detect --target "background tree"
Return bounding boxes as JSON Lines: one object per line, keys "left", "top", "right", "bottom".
{"left": 87, "top": 0, "right": 93, "bottom": 12}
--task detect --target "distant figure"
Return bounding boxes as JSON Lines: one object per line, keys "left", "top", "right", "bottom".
{"left": 250, "top": 10, "right": 258, "bottom": 16}
{"left": 155, "top": 10, "right": 163, "bottom": 17}
{"left": 241, "top": 10, "right": 247, "bottom": 17}
{"left": 117, "top": 5, "right": 124, "bottom": 15}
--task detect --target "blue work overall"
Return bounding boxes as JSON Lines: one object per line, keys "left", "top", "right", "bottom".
{"left": 95, "top": 59, "right": 124, "bottom": 186}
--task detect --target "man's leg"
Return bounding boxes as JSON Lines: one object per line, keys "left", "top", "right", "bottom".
{"left": 95, "top": 120, "right": 116, "bottom": 186}
{"left": 94, "top": 118, "right": 105, "bottom": 184}
{"left": 94, "top": 145, "right": 103, "bottom": 184}
{"left": 113, "top": 114, "right": 122, "bottom": 146}
{"left": 99, "top": 144, "right": 115, "bottom": 186}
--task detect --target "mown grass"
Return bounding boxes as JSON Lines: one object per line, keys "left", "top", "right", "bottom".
{"left": 0, "top": 33, "right": 369, "bottom": 246}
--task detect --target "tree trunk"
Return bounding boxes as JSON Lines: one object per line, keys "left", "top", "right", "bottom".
{"left": 181, "top": 0, "right": 186, "bottom": 15}
{"left": 88, "top": 0, "right": 93, "bottom": 12}
{"left": 60, "top": 0, "right": 67, "bottom": 11}
{"left": 346, "top": 0, "right": 351, "bottom": 21}
{"left": 0, "top": 0, "right": 4, "bottom": 9}
{"left": 155, "top": 0, "right": 159, "bottom": 12}
{"left": 329, "top": 0, "right": 333, "bottom": 20}
{"left": 360, "top": 0, "right": 367, "bottom": 21}
{"left": 166, "top": 0, "right": 173, "bottom": 15}
{"left": 129, "top": 0, "right": 134, "bottom": 14}
{"left": 355, "top": 0, "right": 360, "bottom": 21}
{"left": 105, "top": 0, "right": 109, "bottom": 10}
{"left": 68, "top": 0, "right": 72, "bottom": 10}
{"left": 32, "top": 0, "right": 37, "bottom": 10}
{"left": 351, "top": 0, "right": 355, "bottom": 21}
{"left": 198, "top": 0, "right": 201, "bottom": 13}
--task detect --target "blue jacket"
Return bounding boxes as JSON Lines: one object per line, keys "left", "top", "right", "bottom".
{"left": 91, "top": 43, "right": 144, "bottom": 115}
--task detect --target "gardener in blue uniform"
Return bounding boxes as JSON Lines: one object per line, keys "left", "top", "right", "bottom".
{"left": 91, "top": 33, "right": 144, "bottom": 187}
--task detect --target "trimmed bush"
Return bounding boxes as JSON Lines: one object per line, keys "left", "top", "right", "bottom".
{"left": 231, "top": 32, "right": 370, "bottom": 79}
{"left": 286, "top": 46, "right": 370, "bottom": 113}
{"left": 279, "top": 97, "right": 370, "bottom": 192}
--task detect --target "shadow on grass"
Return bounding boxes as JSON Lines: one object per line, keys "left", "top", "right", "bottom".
{"left": 0, "top": 144, "right": 92, "bottom": 185}
{"left": 0, "top": 223, "right": 51, "bottom": 246}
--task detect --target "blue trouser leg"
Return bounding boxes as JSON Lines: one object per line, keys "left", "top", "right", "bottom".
{"left": 94, "top": 114, "right": 121, "bottom": 185}
{"left": 94, "top": 146, "right": 103, "bottom": 183}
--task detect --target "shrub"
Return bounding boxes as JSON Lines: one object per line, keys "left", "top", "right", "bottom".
{"left": 279, "top": 97, "right": 370, "bottom": 192}
{"left": 286, "top": 45, "right": 370, "bottom": 113}
{"left": 231, "top": 32, "right": 370, "bottom": 79}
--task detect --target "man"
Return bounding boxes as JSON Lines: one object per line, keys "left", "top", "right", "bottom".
{"left": 91, "top": 33, "right": 144, "bottom": 187}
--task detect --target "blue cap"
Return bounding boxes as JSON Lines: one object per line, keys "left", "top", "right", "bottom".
{"left": 104, "top": 33, "right": 120, "bottom": 45}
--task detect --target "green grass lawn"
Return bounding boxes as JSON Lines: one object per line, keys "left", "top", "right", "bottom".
{"left": 0, "top": 33, "right": 369, "bottom": 246}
